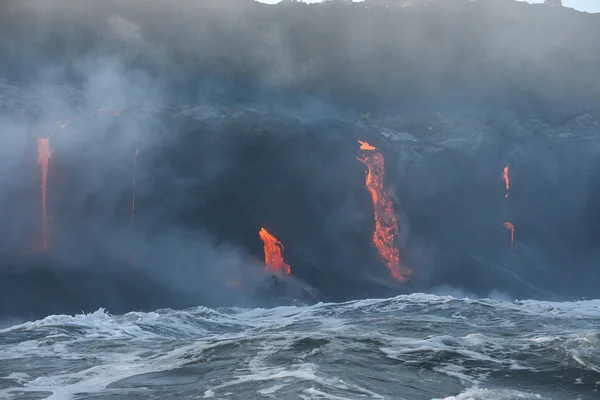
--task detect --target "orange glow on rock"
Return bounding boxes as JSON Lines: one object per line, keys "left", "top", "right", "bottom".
{"left": 259, "top": 228, "right": 291, "bottom": 276}
{"left": 357, "top": 141, "right": 411, "bottom": 281}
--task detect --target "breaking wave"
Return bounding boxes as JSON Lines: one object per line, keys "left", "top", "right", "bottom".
{"left": 1, "top": 294, "right": 599, "bottom": 399}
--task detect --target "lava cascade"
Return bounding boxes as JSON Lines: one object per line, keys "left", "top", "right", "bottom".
{"left": 37, "top": 138, "right": 51, "bottom": 252}
{"left": 259, "top": 228, "right": 291, "bottom": 276}
{"left": 502, "top": 164, "right": 516, "bottom": 255}
{"left": 502, "top": 164, "right": 510, "bottom": 198}
{"left": 357, "top": 141, "right": 411, "bottom": 281}
{"left": 34, "top": 120, "right": 73, "bottom": 252}
{"left": 503, "top": 222, "right": 515, "bottom": 255}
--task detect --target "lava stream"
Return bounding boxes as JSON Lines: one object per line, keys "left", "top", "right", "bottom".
{"left": 502, "top": 164, "right": 510, "bottom": 198}
{"left": 503, "top": 222, "right": 515, "bottom": 255}
{"left": 357, "top": 140, "right": 411, "bottom": 281}
{"left": 48, "top": 119, "right": 72, "bottom": 139}
{"left": 259, "top": 228, "right": 291, "bottom": 276}
{"left": 37, "top": 138, "right": 51, "bottom": 252}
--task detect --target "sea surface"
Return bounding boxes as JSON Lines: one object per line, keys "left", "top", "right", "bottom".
{"left": 0, "top": 294, "right": 599, "bottom": 400}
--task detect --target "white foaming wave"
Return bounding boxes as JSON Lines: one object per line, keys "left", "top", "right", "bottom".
{"left": 381, "top": 332, "right": 536, "bottom": 385}
{"left": 0, "top": 337, "right": 222, "bottom": 400}
{"left": 1, "top": 309, "right": 129, "bottom": 333}
{"left": 328, "top": 293, "right": 600, "bottom": 320}
{"left": 512, "top": 299, "right": 600, "bottom": 319}
{"left": 257, "top": 384, "right": 287, "bottom": 395}
{"left": 205, "top": 361, "right": 384, "bottom": 399}
{"left": 563, "top": 332, "right": 600, "bottom": 374}
{"left": 0, "top": 306, "right": 252, "bottom": 340}
{"left": 300, "top": 387, "right": 352, "bottom": 400}
{"left": 4, "top": 293, "right": 598, "bottom": 336}
{"left": 199, "top": 332, "right": 384, "bottom": 400}
{"left": 433, "top": 387, "right": 547, "bottom": 400}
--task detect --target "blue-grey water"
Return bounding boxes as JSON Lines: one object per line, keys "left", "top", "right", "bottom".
{"left": 1, "top": 294, "right": 599, "bottom": 400}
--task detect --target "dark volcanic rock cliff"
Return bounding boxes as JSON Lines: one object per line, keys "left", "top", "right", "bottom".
{"left": 0, "top": 1, "right": 599, "bottom": 318}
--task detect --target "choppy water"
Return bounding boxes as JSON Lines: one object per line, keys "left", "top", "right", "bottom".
{"left": 0, "top": 294, "right": 599, "bottom": 400}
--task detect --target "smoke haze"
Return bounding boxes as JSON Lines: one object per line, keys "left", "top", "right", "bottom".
{"left": 0, "top": 0, "right": 599, "bottom": 319}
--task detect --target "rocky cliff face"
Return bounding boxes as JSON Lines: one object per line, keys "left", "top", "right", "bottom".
{"left": 0, "top": 0, "right": 599, "bottom": 317}
{"left": 1, "top": 82, "right": 599, "bottom": 319}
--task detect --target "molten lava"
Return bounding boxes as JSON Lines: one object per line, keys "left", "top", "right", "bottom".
{"left": 59, "top": 120, "right": 72, "bottom": 129}
{"left": 259, "top": 228, "right": 291, "bottom": 276}
{"left": 504, "top": 222, "right": 515, "bottom": 255}
{"left": 48, "top": 119, "right": 72, "bottom": 139}
{"left": 357, "top": 141, "right": 411, "bottom": 281}
{"left": 502, "top": 164, "right": 510, "bottom": 198}
{"left": 37, "top": 138, "right": 51, "bottom": 252}
{"left": 359, "top": 140, "right": 376, "bottom": 151}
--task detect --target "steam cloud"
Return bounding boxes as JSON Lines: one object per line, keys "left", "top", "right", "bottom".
{"left": 0, "top": 0, "right": 599, "bottom": 319}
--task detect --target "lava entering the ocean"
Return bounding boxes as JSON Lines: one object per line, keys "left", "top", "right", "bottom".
{"left": 502, "top": 164, "right": 510, "bottom": 198}
{"left": 259, "top": 228, "right": 291, "bottom": 276}
{"left": 37, "top": 138, "right": 52, "bottom": 252}
{"left": 357, "top": 140, "right": 411, "bottom": 281}
{"left": 503, "top": 222, "right": 515, "bottom": 255}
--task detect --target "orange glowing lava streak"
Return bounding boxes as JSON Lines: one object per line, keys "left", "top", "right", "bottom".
{"left": 502, "top": 165, "right": 510, "bottom": 198}
{"left": 357, "top": 141, "right": 410, "bottom": 281}
{"left": 503, "top": 222, "right": 515, "bottom": 255}
{"left": 37, "top": 138, "right": 51, "bottom": 252}
{"left": 259, "top": 228, "right": 291, "bottom": 276}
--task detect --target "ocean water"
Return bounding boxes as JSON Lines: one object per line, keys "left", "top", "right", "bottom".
{"left": 0, "top": 294, "right": 598, "bottom": 399}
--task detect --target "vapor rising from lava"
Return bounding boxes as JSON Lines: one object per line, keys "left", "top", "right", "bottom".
{"left": 504, "top": 222, "right": 515, "bottom": 255}
{"left": 259, "top": 228, "right": 291, "bottom": 276}
{"left": 36, "top": 138, "right": 51, "bottom": 252}
{"left": 502, "top": 164, "right": 516, "bottom": 255}
{"left": 356, "top": 141, "right": 411, "bottom": 281}
{"left": 32, "top": 112, "right": 120, "bottom": 254}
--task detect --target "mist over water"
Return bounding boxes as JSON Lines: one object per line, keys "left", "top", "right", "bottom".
{"left": 0, "top": 0, "right": 599, "bottom": 319}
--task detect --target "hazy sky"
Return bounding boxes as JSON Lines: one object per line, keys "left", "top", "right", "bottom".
{"left": 256, "top": 0, "right": 600, "bottom": 13}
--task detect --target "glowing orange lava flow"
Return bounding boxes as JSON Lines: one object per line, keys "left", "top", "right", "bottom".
{"left": 37, "top": 138, "right": 52, "bottom": 252}
{"left": 502, "top": 165, "right": 510, "bottom": 198}
{"left": 59, "top": 120, "right": 72, "bottom": 129}
{"left": 259, "top": 228, "right": 291, "bottom": 276}
{"left": 48, "top": 119, "right": 72, "bottom": 139}
{"left": 504, "top": 222, "right": 515, "bottom": 255}
{"left": 357, "top": 141, "right": 411, "bottom": 281}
